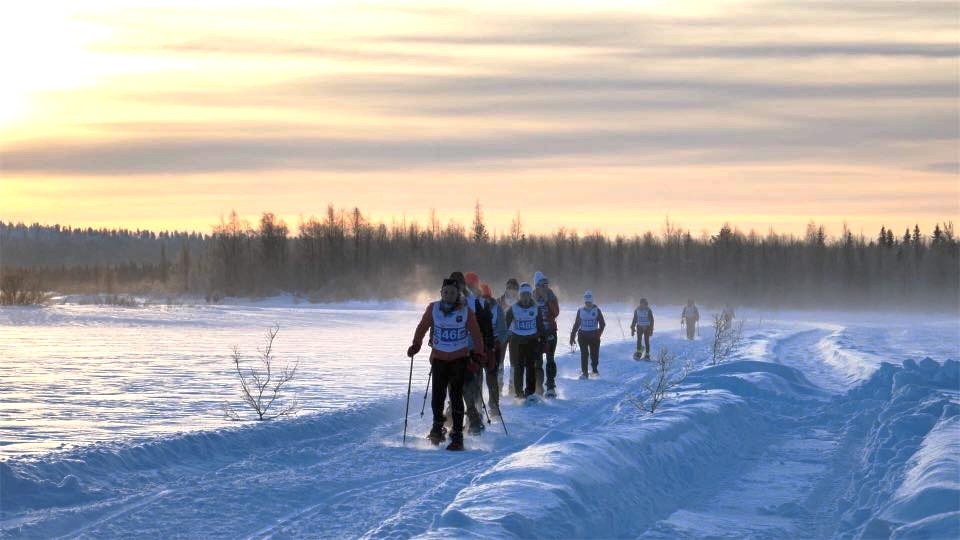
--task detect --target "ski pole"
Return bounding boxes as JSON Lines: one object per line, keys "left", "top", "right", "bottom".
{"left": 419, "top": 366, "right": 433, "bottom": 417}
{"left": 479, "top": 385, "right": 492, "bottom": 425}
{"left": 497, "top": 402, "right": 509, "bottom": 436}
{"left": 403, "top": 354, "right": 414, "bottom": 445}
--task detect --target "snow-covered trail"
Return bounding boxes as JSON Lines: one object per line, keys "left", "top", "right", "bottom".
{"left": 2, "top": 306, "right": 958, "bottom": 539}
{"left": 2, "top": 332, "right": 695, "bottom": 538}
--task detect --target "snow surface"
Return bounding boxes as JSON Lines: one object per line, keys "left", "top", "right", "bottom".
{"left": 1, "top": 301, "right": 957, "bottom": 538}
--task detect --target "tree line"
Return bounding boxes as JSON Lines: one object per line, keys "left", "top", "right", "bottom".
{"left": 1, "top": 205, "right": 957, "bottom": 310}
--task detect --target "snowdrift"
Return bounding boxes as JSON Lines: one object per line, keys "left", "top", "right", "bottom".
{"left": 1, "top": 398, "right": 403, "bottom": 513}
{"left": 422, "top": 358, "right": 959, "bottom": 538}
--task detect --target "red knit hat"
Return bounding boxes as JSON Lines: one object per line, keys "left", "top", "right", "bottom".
{"left": 480, "top": 283, "right": 492, "bottom": 298}
{"left": 464, "top": 272, "right": 481, "bottom": 287}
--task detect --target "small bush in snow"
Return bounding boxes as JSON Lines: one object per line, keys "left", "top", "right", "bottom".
{"left": 710, "top": 313, "right": 744, "bottom": 365}
{"left": 224, "top": 324, "right": 300, "bottom": 421}
{"left": 631, "top": 348, "right": 690, "bottom": 414}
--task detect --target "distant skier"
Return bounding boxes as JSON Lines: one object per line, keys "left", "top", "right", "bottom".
{"left": 505, "top": 282, "right": 546, "bottom": 399}
{"left": 407, "top": 278, "right": 485, "bottom": 451}
{"left": 681, "top": 299, "right": 699, "bottom": 340}
{"left": 481, "top": 282, "right": 507, "bottom": 418}
{"left": 462, "top": 272, "right": 495, "bottom": 434}
{"left": 630, "top": 298, "right": 655, "bottom": 360}
{"left": 722, "top": 303, "right": 736, "bottom": 326}
{"left": 569, "top": 291, "right": 606, "bottom": 377}
{"left": 533, "top": 271, "right": 560, "bottom": 397}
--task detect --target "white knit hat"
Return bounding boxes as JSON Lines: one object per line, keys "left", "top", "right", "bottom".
{"left": 583, "top": 290, "right": 594, "bottom": 303}
{"left": 519, "top": 282, "right": 533, "bottom": 294}
{"left": 533, "top": 271, "right": 547, "bottom": 286}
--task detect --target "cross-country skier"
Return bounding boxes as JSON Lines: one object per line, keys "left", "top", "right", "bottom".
{"left": 505, "top": 282, "right": 546, "bottom": 399}
{"left": 462, "top": 272, "right": 495, "bottom": 434}
{"left": 681, "top": 299, "right": 699, "bottom": 340}
{"left": 533, "top": 271, "right": 560, "bottom": 397}
{"left": 481, "top": 283, "right": 507, "bottom": 417}
{"left": 407, "top": 278, "right": 485, "bottom": 451}
{"left": 722, "top": 303, "right": 736, "bottom": 326}
{"left": 630, "top": 298, "right": 655, "bottom": 360}
{"left": 569, "top": 291, "right": 606, "bottom": 377}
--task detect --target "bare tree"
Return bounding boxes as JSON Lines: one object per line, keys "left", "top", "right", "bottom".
{"left": 631, "top": 348, "right": 690, "bottom": 414}
{"left": 710, "top": 313, "right": 744, "bottom": 365}
{"left": 224, "top": 325, "right": 300, "bottom": 421}
{"left": 510, "top": 211, "right": 524, "bottom": 243}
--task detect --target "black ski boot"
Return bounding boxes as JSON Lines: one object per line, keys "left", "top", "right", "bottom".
{"left": 592, "top": 368, "right": 600, "bottom": 376}
{"left": 446, "top": 432, "right": 464, "bottom": 451}
{"left": 427, "top": 423, "right": 447, "bottom": 445}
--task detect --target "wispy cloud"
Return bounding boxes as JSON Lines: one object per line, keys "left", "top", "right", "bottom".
{"left": 3, "top": 0, "right": 957, "bottom": 234}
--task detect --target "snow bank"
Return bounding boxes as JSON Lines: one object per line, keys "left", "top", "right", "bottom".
{"left": 1, "top": 398, "right": 402, "bottom": 513}
{"left": 422, "top": 357, "right": 959, "bottom": 538}
{"left": 422, "top": 359, "right": 823, "bottom": 538}
{"left": 836, "top": 358, "right": 960, "bottom": 538}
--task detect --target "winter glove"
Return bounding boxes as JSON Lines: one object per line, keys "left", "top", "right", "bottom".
{"left": 546, "top": 333, "right": 556, "bottom": 343}
{"left": 407, "top": 344, "right": 420, "bottom": 357}
{"left": 569, "top": 336, "right": 575, "bottom": 347}
{"left": 631, "top": 327, "right": 635, "bottom": 336}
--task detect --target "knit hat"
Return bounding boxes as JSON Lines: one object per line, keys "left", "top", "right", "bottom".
{"left": 464, "top": 272, "right": 481, "bottom": 288}
{"left": 583, "top": 290, "right": 594, "bottom": 303}
{"left": 519, "top": 282, "right": 533, "bottom": 294}
{"left": 533, "top": 271, "right": 547, "bottom": 286}
{"left": 480, "top": 283, "right": 492, "bottom": 298}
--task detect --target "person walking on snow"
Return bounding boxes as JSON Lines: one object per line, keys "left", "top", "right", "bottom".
{"left": 533, "top": 271, "right": 560, "bottom": 397}
{"left": 407, "top": 278, "right": 485, "bottom": 451}
{"left": 462, "top": 272, "right": 495, "bottom": 433}
{"left": 480, "top": 283, "right": 507, "bottom": 418}
{"left": 722, "top": 303, "right": 736, "bottom": 326}
{"left": 499, "top": 278, "right": 520, "bottom": 396}
{"left": 630, "top": 298, "right": 655, "bottom": 360}
{"left": 681, "top": 298, "right": 699, "bottom": 340}
{"left": 505, "top": 282, "right": 546, "bottom": 398}
{"left": 570, "top": 291, "right": 606, "bottom": 377}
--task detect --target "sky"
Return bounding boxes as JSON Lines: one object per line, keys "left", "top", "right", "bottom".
{"left": 1, "top": 0, "right": 958, "bottom": 237}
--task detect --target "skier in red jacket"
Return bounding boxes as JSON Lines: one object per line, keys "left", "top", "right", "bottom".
{"left": 408, "top": 278, "right": 485, "bottom": 451}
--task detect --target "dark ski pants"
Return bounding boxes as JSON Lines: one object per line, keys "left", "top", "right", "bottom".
{"left": 684, "top": 319, "right": 697, "bottom": 340}
{"left": 537, "top": 332, "right": 558, "bottom": 392}
{"left": 635, "top": 326, "right": 652, "bottom": 355}
{"left": 462, "top": 369, "right": 483, "bottom": 426}
{"left": 432, "top": 357, "right": 466, "bottom": 433}
{"left": 507, "top": 338, "right": 519, "bottom": 397}
{"left": 514, "top": 339, "right": 540, "bottom": 397}
{"left": 578, "top": 334, "right": 601, "bottom": 373}
{"left": 484, "top": 342, "right": 503, "bottom": 410}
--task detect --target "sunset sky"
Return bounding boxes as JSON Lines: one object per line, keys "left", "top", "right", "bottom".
{"left": 1, "top": 0, "right": 957, "bottom": 237}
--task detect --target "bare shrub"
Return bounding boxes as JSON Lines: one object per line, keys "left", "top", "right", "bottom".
{"left": 631, "top": 348, "right": 690, "bottom": 414}
{"left": 710, "top": 313, "right": 744, "bottom": 365}
{"left": 0, "top": 270, "right": 48, "bottom": 305}
{"left": 224, "top": 325, "right": 300, "bottom": 421}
